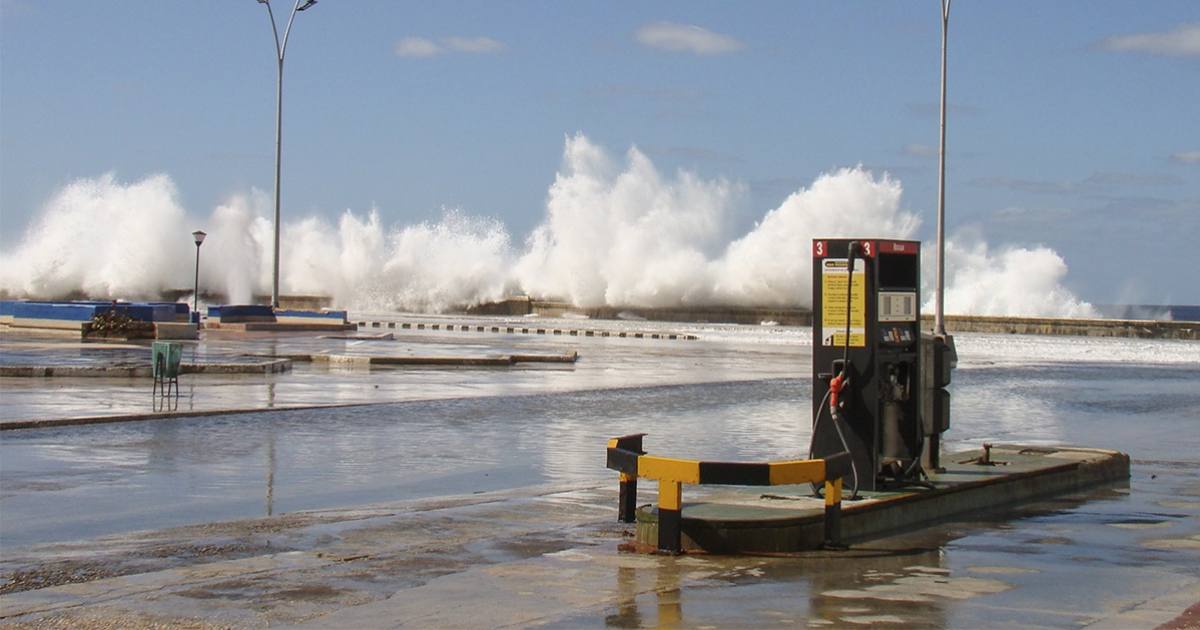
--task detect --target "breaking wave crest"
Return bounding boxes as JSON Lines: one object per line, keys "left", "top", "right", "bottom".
{"left": 0, "top": 134, "right": 1096, "bottom": 318}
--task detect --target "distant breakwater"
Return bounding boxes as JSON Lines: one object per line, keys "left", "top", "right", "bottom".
{"left": 465, "top": 297, "right": 1199, "bottom": 340}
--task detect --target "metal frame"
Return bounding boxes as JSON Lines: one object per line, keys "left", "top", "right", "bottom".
{"left": 606, "top": 434, "right": 851, "bottom": 553}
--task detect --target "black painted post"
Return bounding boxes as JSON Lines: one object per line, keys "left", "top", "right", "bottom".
{"left": 608, "top": 434, "right": 646, "bottom": 523}
{"left": 658, "top": 479, "right": 683, "bottom": 554}
{"left": 618, "top": 472, "right": 638, "bottom": 523}
{"left": 823, "top": 478, "right": 843, "bottom": 549}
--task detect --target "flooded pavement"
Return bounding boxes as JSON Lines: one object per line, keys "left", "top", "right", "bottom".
{"left": 0, "top": 316, "right": 796, "bottom": 425}
{"left": 1, "top": 317, "right": 1199, "bottom": 628}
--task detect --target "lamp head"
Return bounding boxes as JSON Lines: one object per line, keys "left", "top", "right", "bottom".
{"left": 193, "top": 230, "right": 207, "bottom": 246}
{"left": 297, "top": 0, "right": 316, "bottom": 10}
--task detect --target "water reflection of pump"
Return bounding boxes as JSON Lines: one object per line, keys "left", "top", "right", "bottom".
{"left": 810, "top": 238, "right": 951, "bottom": 494}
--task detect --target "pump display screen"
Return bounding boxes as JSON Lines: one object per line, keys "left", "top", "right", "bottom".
{"left": 879, "top": 291, "right": 918, "bottom": 322}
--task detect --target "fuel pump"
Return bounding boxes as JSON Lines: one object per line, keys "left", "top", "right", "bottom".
{"left": 810, "top": 239, "right": 932, "bottom": 493}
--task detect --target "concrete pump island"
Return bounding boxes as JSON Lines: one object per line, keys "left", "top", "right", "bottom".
{"left": 604, "top": 240, "right": 1129, "bottom": 557}
{"left": 1, "top": 240, "right": 1199, "bottom": 628}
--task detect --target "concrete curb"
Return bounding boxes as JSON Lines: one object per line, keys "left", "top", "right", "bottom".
{"left": 299, "top": 351, "right": 579, "bottom": 367}
{"left": 205, "top": 322, "right": 358, "bottom": 333}
{"left": 356, "top": 320, "right": 699, "bottom": 340}
{"left": 0, "top": 400, "right": 393, "bottom": 432}
{"left": 0, "top": 360, "right": 293, "bottom": 378}
{"left": 0, "top": 351, "right": 576, "bottom": 378}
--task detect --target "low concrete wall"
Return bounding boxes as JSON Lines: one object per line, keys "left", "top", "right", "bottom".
{"left": 0, "top": 359, "right": 292, "bottom": 378}
{"left": 275, "top": 309, "right": 348, "bottom": 324}
{"left": 2, "top": 301, "right": 188, "bottom": 335}
{"left": 467, "top": 298, "right": 811, "bottom": 326}
{"left": 207, "top": 304, "right": 276, "bottom": 323}
{"left": 933, "top": 314, "right": 1198, "bottom": 340}
{"left": 465, "top": 298, "right": 1198, "bottom": 340}
{"left": 154, "top": 322, "right": 199, "bottom": 340}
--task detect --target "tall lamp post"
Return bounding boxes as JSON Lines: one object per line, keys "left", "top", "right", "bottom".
{"left": 192, "top": 230, "right": 207, "bottom": 325}
{"left": 255, "top": 0, "right": 318, "bottom": 310}
{"left": 934, "top": 0, "right": 951, "bottom": 336}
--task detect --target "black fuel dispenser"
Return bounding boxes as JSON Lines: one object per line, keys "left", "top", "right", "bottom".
{"left": 810, "top": 239, "right": 950, "bottom": 493}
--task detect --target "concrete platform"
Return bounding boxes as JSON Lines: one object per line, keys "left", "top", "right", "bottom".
{"left": 0, "top": 359, "right": 293, "bottom": 379}
{"left": 633, "top": 444, "right": 1131, "bottom": 553}
{"left": 204, "top": 321, "right": 358, "bottom": 332}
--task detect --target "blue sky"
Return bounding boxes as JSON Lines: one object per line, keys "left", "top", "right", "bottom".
{"left": 1, "top": 1, "right": 1197, "bottom": 306}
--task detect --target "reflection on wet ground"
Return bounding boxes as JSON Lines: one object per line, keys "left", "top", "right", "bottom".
{"left": 0, "top": 319, "right": 806, "bottom": 423}
{"left": 2, "top": 321, "right": 1199, "bottom": 627}
{"left": 0, "top": 379, "right": 809, "bottom": 547}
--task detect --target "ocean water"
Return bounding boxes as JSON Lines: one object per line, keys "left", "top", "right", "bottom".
{"left": 1096, "top": 303, "right": 1200, "bottom": 322}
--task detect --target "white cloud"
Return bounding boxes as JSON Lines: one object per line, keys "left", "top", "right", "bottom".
{"left": 444, "top": 37, "right": 506, "bottom": 54}
{"left": 634, "top": 21, "right": 743, "bottom": 55}
{"left": 970, "top": 177, "right": 1092, "bottom": 195}
{"left": 1171, "top": 151, "right": 1200, "bottom": 165}
{"left": 395, "top": 36, "right": 507, "bottom": 58}
{"left": 395, "top": 37, "right": 442, "bottom": 58}
{"left": 901, "top": 142, "right": 939, "bottom": 158}
{"left": 1087, "top": 172, "right": 1181, "bottom": 186}
{"left": 1100, "top": 22, "right": 1200, "bottom": 57}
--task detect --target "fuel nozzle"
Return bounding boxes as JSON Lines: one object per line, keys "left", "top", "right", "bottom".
{"left": 828, "top": 360, "right": 850, "bottom": 409}
{"left": 829, "top": 372, "right": 846, "bottom": 409}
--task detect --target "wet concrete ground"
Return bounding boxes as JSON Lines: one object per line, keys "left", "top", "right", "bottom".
{"left": 0, "top": 316, "right": 791, "bottom": 425}
{"left": 2, "top": 316, "right": 1199, "bottom": 628}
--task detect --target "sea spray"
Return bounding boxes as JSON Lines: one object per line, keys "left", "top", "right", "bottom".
{"left": 207, "top": 191, "right": 272, "bottom": 305}
{"left": 516, "top": 134, "right": 740, "bottom": 307}
{"left": 376, "top": 210, "right": 514, "bottom": 313}
{"left": 0, "top": 173, "right": 191, "bottom": 300}
{"left": 712, "top": 165, "right": 918, "bottom": 308}
{"left": 936, "top": 236, "right": 1098, "bottom": 318}
{"left": 0, "top": 134, "right": 1098, "bottom": 318}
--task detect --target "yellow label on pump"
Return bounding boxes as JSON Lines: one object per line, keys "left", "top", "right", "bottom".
{"left": 821, "top": 258, "right": 866, "bottom": 347}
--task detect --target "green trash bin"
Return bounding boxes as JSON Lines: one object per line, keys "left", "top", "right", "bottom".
{"left": 151, "top": 341, "right": 183, "bottom": 380}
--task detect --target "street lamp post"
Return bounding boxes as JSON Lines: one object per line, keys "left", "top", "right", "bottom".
{"left": 254, "top": 0, "right": 317, "bottom": 310}
{"left": 192, "top": 230, "right": 207, "bottom": 325}
{"left": 934, "top": 0, "right": 951, "bottom": 336}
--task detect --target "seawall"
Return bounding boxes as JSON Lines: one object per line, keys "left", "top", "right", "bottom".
{"left": 465, "top": 298, "right": 1199, "bottom": 340}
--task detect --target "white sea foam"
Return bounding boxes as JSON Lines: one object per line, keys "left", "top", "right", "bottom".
{"left": 0, "top": 134, "right": 1098, "bottom": 317}
{"left": 936, "top": 233, "right": 1097, "bottom": 318}
{"left": 0, "top": 173, "right": 192, "bottom": 300}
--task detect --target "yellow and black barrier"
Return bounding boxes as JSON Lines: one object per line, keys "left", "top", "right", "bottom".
{"left": 606, "top": 433, "right": 851, "bottom": 553}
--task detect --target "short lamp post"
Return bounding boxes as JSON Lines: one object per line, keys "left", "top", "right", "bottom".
{"left": 192, "top": 230, "right": 207, "bottom": 325}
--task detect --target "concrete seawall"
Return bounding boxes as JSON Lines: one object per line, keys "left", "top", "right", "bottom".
{"left": 466, "top": 298, "right": 1199, "bottom": 340}
{"left": 929, "top": 314, "right": 1197, "bottom": 339}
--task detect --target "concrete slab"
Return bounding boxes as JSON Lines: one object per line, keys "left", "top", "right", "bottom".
{"left": 632, "top": 445, "right": 1131, "bottom": 553}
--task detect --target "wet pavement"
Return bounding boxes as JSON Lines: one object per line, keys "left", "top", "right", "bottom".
{"left": 1, "top": 316, "right": 1199, "bottom": 628}
{"left": 0, "top": 315, "right": 794, "bottom": 426}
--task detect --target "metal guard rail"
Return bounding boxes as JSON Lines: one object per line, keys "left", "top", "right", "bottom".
{"left": 606, "top": 433, "right": 852, "bottom": 553}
